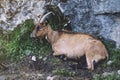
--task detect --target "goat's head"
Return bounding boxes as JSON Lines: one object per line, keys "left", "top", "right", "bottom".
{"left": 30, "top": 22, "right": 49, "bottom": 38}
{"left": 30, "top": 12, "right": 53, "bottom": 38}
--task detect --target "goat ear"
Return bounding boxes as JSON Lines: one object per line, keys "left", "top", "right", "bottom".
{"left": 34, "top": 16, "right": 39, "bottom": 24}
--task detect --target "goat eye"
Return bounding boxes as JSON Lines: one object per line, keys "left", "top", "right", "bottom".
{"left": 41, "top": 23, "right": 44, "bottom": 25}
{"left": 37, "top": 26, "right": 41, "bottom": 31}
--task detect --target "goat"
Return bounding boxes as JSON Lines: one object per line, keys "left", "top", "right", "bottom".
{"left": 30, "top": 12, "right": 109, "bottom": 70}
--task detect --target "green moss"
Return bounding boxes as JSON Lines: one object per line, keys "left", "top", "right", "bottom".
{"left": 97, "top": 37, "right": 120, "bottom": 68}
{"left": 108, "top": 49, "right": 120, "bottom": 68}
{"left": 50, "top": 57, "right": 61, "bottom": 63}
{"left": 93, "top": 73, "right": 120, "bottom": 80}
{"left": 103, "top": 39, "right": 120, "bottom": 68}
{"left": 0, "top": 19, "right": 52, "bottom": 61}
{"left": 53, "top": 68, "right": 76, "bottom": 77}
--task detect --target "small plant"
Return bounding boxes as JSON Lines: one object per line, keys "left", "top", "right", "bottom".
{"left": 108, "top": 49, "right": 120, "bottom": 68}
{"left": 93, "top": 73, "right": 120, "bottom": 80}
{"left": 53, "top": 69, "right": 76, "bottom": 77}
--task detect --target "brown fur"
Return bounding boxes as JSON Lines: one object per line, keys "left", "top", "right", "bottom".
{"left": 31, "top": 22, "right": 109, "bottom": 70}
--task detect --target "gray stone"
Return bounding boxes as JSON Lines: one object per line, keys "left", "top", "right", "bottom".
{"left": 92, "top": 0, "right": 120, "bottom": 14}
{"left": 46, "top": 75, "right": 57, "bottom": 80}
{"left": 118, "top": 70, "right": 120, "bottom": 75}
{"left": 0, "top": 76, "right": 6, "bottom": 80}
{"left": 95, "top": 14, "right": 120, "bottom": 48}
{"left": 102, "top": 72, "right": 114, "bottom": 77}
{"left": 0, "top": 0, "right": 46, "bottom": 31}
{"left": 107, "top": 60, "right": 113, "bottom": 65}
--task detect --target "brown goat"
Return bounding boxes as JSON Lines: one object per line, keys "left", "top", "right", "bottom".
{"left": 31, "top": 12, "right": 109, "bottom": 70}
{"left": 31, "top": 22, "right": 108, "bottom": 70}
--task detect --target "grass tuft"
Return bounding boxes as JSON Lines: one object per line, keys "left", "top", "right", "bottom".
{"left": 53, "top": 69, "right": 76, "bottom": 77}
{"left": 93, "top": 73, "right": 120, "bottom": 80}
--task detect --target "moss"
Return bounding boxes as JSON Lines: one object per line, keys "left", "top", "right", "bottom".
{"left": 103, "top": 40, "right": 120, "bottom": 68}
{"left": 93, "top": 73, "right": 120, "bottom": 80}
{"left": 53, "top": 68, "right": 76, "bottom": 77}
{"left": 0, "top": 19, "right": 52, "bottom": 61}
{"left": 98, "top": 37, "right": 120, "bottom": 69}
{"left": 108, "top": 49, "right": 120, "bottom": 68}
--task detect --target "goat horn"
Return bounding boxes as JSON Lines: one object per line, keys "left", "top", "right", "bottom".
{"left": 40, "top": 12, "right": 54, "bottom": 23}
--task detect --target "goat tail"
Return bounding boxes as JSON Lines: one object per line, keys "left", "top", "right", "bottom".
{"left": 104, "top": 48, "right": 109, "bottom": 60}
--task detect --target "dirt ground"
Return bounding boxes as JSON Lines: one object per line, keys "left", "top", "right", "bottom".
{"left": 0, "top": 55, "right": 117, "bottom": 80}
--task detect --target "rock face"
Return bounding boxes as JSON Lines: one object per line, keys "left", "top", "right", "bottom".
{"left": 0, "top": 0, "right": 46, "bottom": 31}
{"left": 93, "top": 0, "right": 120, "bottom": 14}
{"left": 0, "top": 0, "right": 120, "bottom": 48}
